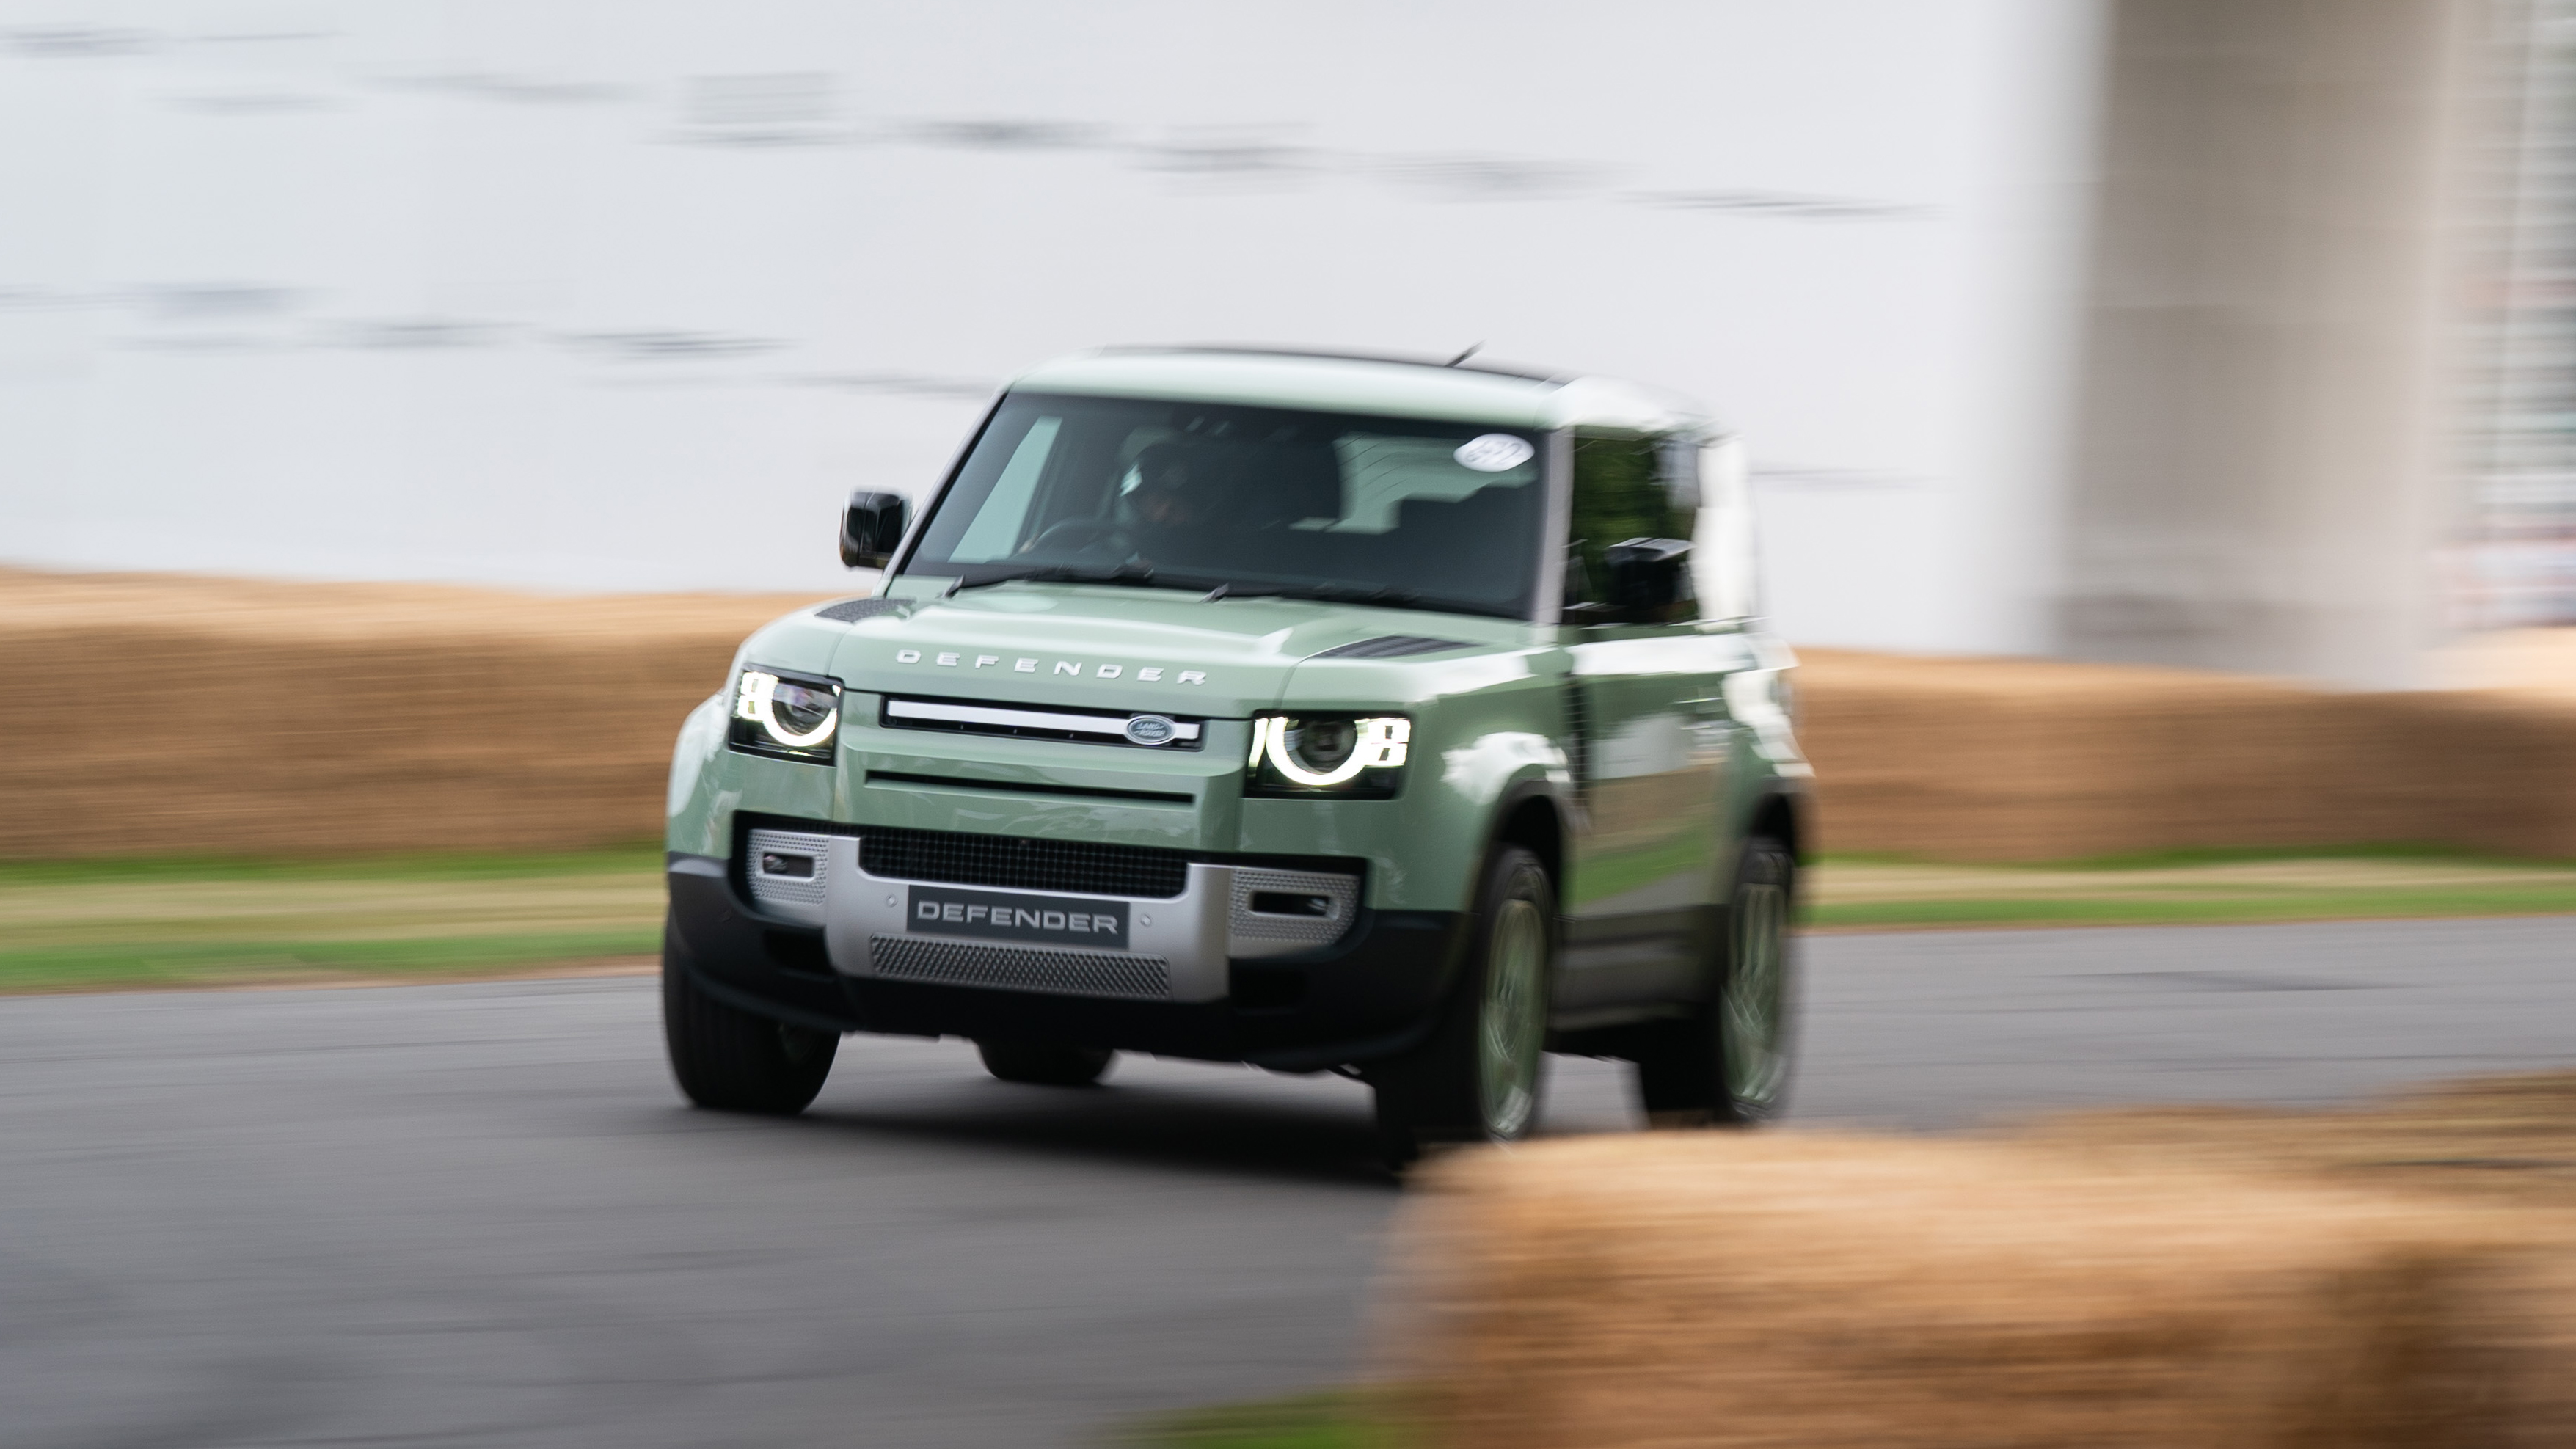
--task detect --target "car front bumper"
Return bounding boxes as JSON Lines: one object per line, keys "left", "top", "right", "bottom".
{"left": 664, "top": 842, "right": 1466, "bottom": 1071}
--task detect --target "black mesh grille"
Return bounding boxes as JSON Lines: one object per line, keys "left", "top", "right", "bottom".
{"left": 869, "top": 936, "right": 1170, "bottom": 999}
{"left": 858, "top": 826, "right": 1189, "bottom": 899}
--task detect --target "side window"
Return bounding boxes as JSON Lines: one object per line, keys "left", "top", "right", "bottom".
{"left": 1566, "top": 434, "right": 1697, "bottom": 618}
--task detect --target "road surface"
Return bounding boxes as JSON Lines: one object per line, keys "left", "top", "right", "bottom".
{"left": 3, "top": 917, "right": 2571, "bottom": 1447}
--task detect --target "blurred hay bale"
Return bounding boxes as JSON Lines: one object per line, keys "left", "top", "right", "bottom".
{"left": 1391, "top": 1133, "right": 2576, "bottom": 1449}
{"left": 2018, "top": 1070, "right": 2576, "bottom": 1212}
{"left": 1797, "top": 648, "right": 2576, "bottom": 861}
{"left": 3, "top": 567, "right": 2569, "bottom": 862}
{"left": 0, "top": 568, "right": 820, "bottom": 859}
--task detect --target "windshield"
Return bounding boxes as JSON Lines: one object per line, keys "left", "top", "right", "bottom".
{"left": 902, "top": 393, "right": 1548, "bottom": 618}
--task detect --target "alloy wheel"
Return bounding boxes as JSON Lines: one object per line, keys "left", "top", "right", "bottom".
{"left": 1478, "top": 894, "right": 1548, "bottom": 1139}
{"left": 1721, "top": 875, "right": 1789, "bottom": 1110}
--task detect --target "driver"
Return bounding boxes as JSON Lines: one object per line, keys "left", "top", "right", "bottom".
{"left": 1124, "top": 442, "right": 1214, "bottom": 552}
{"left": 1012, "top": 442, "right": 1219, "bottom": 563}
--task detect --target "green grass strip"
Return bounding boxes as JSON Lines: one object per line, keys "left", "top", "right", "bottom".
{"left": 1110, "top": 1390, "right": 1404, "bottom": 1449}
{"left": 0, "top": 930, "right": 660, "bottom": 993}
{"left": 1811, "top": 886, "right": 2576, "bottom": 932}
{"left": 1817, "top": 842, "right": 2575, "bottom": 871}
{"left": 0, "top": 843, "right": 665, "bottom": 888}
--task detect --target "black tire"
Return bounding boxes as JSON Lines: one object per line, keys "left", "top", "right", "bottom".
{"left": 1631, "top": 835, "right": 1798, "bottom": 1127}
{"left": 976, "top": 1040, "right": 1115, "bottom": 1087}
{"left": 1368, "top": 844, "right": 1555, "bottom": 1169}
{"left": 662, "top": 921, "right": 839, "bottom": 1115}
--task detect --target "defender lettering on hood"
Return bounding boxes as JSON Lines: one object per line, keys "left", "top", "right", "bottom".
{"left": 891, "top": 648, "right": 1208, "bottom": 685}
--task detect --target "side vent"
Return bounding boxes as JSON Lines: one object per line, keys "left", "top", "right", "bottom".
{"left": 1564, "top": 683, "right": 1592, "bottom": 798}
{"left": 1308, "top": 635, "right": 1475, "bottom": 660}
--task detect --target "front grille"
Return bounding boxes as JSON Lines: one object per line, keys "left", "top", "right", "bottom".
{"left": 869, "top": 935, "right": 1170, "bottom": 999}
{"left": 858, "top": 825, "right": 1189, "bottom": 899}
{"left": 880, "top": 695, "right": 1205, "bottom": 751}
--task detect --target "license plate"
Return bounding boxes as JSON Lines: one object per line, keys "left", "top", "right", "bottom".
{"left": 904, "top": 885, "right": 1129, "bottom": 951}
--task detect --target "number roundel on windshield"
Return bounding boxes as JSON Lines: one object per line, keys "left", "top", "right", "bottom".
{"left": 1454, "top": 434, "right": 1534, "bottom": 472}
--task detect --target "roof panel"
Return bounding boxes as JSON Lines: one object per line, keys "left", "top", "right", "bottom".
{"left": 1008, "top": 347, "right": 1717, "bottom": 436}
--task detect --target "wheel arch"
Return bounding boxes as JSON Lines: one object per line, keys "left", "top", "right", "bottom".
{"left": 1743, "top": 782, "right": 1808, "bottom": 865}
{"left": 1487, "top": 778, "right": 1568, "bottom": 904}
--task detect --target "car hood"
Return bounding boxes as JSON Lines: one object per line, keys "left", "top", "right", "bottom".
{"left": 818, "top": 582, "right": 1522, "bottom": 717}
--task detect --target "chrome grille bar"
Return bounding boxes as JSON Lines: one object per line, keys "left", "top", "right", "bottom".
{"left": 882, "top": 696, "right": 1203, "bottom": 744}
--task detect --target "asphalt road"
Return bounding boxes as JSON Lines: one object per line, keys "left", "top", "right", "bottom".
{"left": 4, "top": 916, "right": 2572, "bottom": 1448}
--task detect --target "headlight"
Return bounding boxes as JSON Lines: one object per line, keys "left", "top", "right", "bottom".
{"left": 728, "top": 667, "right": 842, "bottom": 762}
{"left": 1246, "top": 714, "right": 1409, "bottom": 798}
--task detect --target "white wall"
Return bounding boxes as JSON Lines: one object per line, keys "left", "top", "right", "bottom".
{"left": 2056, "top": 0, "right": 2483, "bottom": 687}
{"left": 0, "top": 0, "right": 2101, "bottom": 654}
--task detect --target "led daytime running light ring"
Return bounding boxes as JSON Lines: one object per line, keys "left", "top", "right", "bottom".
{"left": 737, "top": 670, "right": 839, "bottom": 750}
{"left": 1260, "top": 716, "right": 1409, "bottom": 787}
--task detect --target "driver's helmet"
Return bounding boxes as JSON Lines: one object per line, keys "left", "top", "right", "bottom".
{"left": 1125, "top": 442, "right": 1208, "bottom": 529}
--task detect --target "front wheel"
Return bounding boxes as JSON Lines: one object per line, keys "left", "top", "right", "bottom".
{"left": 1631, "top": 835, "right": 1798, "bottom": 1127}
{"left": 663, "top": 921, "right": 839, "bottom": 1115}
{"left": 1368, "top": 845, "right": 1555, "bottom": 1167}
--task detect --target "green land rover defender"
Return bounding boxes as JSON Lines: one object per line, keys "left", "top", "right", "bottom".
{"left": 661, "top": 346, "right": 1809, "bottom": 1160}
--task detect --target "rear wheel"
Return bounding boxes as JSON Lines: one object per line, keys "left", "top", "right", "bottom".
{"left": 1368, "top": 845, "right": 1554, "bottom": 1168}
{"left": 977, "top": 1040, "right": 1115, "bottom": 1087}
{"left": 662, "top": 921, "right": 839, "bottom": 1115}
{"left": 1632, "top": 835, "right": 1797, "bottom": 1127}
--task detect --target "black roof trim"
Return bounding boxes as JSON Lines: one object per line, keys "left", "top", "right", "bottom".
{"left": 1095, "top": 343, "right": 1567, "bottom": 386}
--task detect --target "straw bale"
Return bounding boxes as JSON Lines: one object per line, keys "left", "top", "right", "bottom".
{"left": 1795, "top": 648, "right": 2576, "bottom": 860}
{"left": 1390, "top": 1133, "right": 2576, "bottom": 1449}
{"left": 0, "top": 569, "right": 820, "bottom": 858}
{"left": 3, "top": 568, "right": 2570, "bottom": 861}
{"left": 2016, "top": 1070, "right": 2576, "bottom": 1212}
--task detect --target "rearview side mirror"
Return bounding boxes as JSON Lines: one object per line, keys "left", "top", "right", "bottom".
{"left": 1599, "top": 536, "right": 1695, "bottom": 624}
{"left": 839, "top": 492, "right": 909, "bottom": 569}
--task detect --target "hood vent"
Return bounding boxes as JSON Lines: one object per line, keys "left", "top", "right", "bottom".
{"left": 816, "top": 597, "right": 909, "bottom": 623}
{"left": 1309, "top": 635, "right": 1475, "bottom": 660}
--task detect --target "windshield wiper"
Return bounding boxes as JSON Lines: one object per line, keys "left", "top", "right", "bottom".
{"left": 1200, "top": 580, "right": 1421, "bottom": 607}
{"left": 949, "top": 566, "right": 1467, "bottom": 616}
{"left": 950, "top": 563, "right": 1164, "bottom": 592}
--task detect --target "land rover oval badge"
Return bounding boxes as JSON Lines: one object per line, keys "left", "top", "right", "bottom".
{"left": 1123, "top": 714, "right": 1178, "bottom": 747}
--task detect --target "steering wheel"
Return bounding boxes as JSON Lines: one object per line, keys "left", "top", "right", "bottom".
{"left": 1021, "top": 518, "right": 1131, "bottom": 558}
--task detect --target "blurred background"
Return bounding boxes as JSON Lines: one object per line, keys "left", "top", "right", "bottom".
{"left": 7, "top": 7, "right": 2576, "bottom": 1447}
{"left": 0, "top": 0, "right": 2076, "bottom": 651}
{"left": 7, "top": 0, "right": 2564, "bottom": 686}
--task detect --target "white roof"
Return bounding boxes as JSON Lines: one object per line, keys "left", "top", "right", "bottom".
{"left": 1007, "top": 346, "right": 1720, "bottom": 437}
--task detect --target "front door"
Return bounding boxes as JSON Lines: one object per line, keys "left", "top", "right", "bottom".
{"left": 1555, "top": 434, "right": 1731, "bottom": 1012}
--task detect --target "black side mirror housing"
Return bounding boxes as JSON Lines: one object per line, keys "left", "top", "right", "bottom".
{"left": 1598, "top": 536, "right": 1695, "bottom": 624}
{"left": 839, "top": 492, "right": 909, "bottom": 569}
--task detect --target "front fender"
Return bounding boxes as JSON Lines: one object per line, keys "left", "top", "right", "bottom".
{"left": 666, "top": 692, "right": 729, "bottom": 857}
